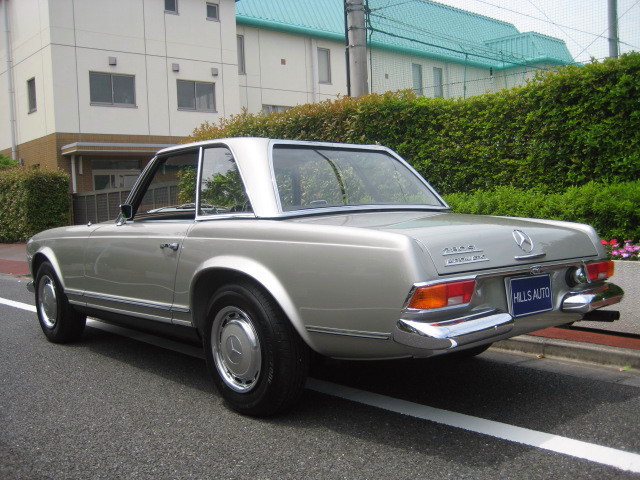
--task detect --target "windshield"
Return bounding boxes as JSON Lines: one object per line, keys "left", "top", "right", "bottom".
{"left": 272, "top": 145, "right": 443, "bottom": 212}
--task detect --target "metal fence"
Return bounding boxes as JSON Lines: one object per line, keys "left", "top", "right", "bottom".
{"left": 72, "top": 184, "right": 178, "bottom": 225}
{"left": 72, "top": 190, "right": 131, "bottom": 225}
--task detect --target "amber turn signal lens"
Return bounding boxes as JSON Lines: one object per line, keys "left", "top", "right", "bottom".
{"left": 408, "top": 280, "right": 475, "bottom": 310}
{"left": 586, "top": 260, "right": 614, "bottom": 281}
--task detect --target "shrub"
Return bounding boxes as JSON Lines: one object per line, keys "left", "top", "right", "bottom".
{"left": 443, "top": 181, "right": 640, "bottom": 241}
{"left": 187, "top": 53, "right": 640, "bottom": 196}
{"left": 0, "top": 168, "right": 70, "bottom": 243}
{"left": 0, "top": 154, "right": 19, "bottom": 170}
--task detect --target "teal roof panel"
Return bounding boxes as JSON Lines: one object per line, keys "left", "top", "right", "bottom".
{"left": 235, "top": 0, "right": 575, "bottom": 68}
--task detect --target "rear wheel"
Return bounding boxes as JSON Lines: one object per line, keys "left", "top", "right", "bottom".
{"left": 204, "top": 282, "right": 308, "bottom": 416}
{"left": 35, "top": 262, "right": 86, "bottom": 343}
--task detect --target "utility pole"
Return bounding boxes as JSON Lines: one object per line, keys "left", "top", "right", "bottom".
{"left": 608, "top": 0, "right": 619, "bottom": 58}
{"left": 345, "top": 0, "right": 368, "bottom": 97}
{"left": 3, "top": 0, "right": 17, "bottom": 161}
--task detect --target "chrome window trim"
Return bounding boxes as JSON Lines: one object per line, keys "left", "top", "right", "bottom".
{"left": 267, "top": 204, "right": 450, "bottom": 220}
{"left": 194, "top": 142, "right": 257, "bottom": 221}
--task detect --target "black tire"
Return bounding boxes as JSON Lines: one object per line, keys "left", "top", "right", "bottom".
{"left": 449, "top": 343, "right": 492, "bottom": 359}
{"left": 35, "top": 262, "right": 86, "bottom": 343}
{"left": 204, "top": 282, "right": 309, "bottom": 416}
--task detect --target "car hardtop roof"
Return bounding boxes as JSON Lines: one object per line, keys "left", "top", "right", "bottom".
{"left": 154, "top": 137, "right": 391, "bottom": 156}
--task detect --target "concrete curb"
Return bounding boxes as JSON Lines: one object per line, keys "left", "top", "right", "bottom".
{"left": 494, "top": 335, "right": 640, "bottom": 369}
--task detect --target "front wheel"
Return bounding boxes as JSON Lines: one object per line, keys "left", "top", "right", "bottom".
{"left": 204, "top": 282, "right": 308, "bottom": 416}
{"left": 35, "top": 262, "right": 86, "bottom": 343}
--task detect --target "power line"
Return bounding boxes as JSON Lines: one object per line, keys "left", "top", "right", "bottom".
{"left": 575, "top": 0, "right": 640, "bottom": 59}
{"left": 369, "top": 11, "right": 552, "bottom": 69}
{"left": 525, "top": 0, "right": 586, "bottom": 53}
{"left": 371, "top": 0, "right": 640, "bottom": 62}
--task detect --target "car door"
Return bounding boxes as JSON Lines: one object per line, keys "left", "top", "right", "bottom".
{"left": 82, "top": 149, "right": 199, "bottom": 324}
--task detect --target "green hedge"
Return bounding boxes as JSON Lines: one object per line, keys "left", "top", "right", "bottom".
{"left": 0, "top": 154, "right": 19, "bottom": 170}
{"left": 443, "top": 181, "right": 640, "bottom": 241}
{"left": 0, "top": 168, "right": 70, "bottom": 243}
{"left": 188, "top": 53, "right": 640, "bottom": 195}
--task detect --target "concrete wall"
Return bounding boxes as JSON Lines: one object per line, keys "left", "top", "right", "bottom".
{"left": 237, "top": 26, "right": 347, "bottom": 113}
{"left": 1, "top": 0, "right": 241, "bottom": 157}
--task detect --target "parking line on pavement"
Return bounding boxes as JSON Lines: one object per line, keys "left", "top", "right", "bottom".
{"left": 3, "top": 296, "right": 639, "bottom": 473}
{"left": 0, "top": 297, "right": 36, "bottom": 312}
{"left": 306, "top": 378, "right": 640, "bottom": 474}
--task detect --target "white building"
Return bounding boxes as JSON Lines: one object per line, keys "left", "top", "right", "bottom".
{"left": 1, "top": 0, "right": 574, "bottom": 223}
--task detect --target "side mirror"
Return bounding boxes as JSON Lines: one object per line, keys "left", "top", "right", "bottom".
{"left": 120, "top": 204, "right": 133, "bottom": 220}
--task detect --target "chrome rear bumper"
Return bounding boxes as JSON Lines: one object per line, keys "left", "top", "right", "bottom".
{"left": 393, "top": 309, "right": 513, "bottom": 350}
{"left": 393, "top": 282, "right": 623, "bottom": 351}
{"left": 561, "top": 282, "right": 624, "bottom": 314}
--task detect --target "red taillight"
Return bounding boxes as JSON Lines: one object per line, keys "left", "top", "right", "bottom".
{"left": 586, "top": 260, "right": 614, "bottom": 281}
{"left": 408, "top": 280, "right": 475, "bottom": 310}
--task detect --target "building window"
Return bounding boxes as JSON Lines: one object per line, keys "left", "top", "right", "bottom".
{"left": 206, "top": 3, "right": 219, "bottom": 20}
{"left": 92, "top": 159, "right": 141, "bottom": 191}
{"left": 165, "top": 0, "right": 178, "bottom": 13}
{"left": 177, "top": 80, "right": 216, "bottom": 112}
{"left": 89, "top": 72, "right": 136, "bottom": 106}
{"left": 27, "top": 77, "right": 37, "bottom": 113}
{"left": 433, "top": 67, "right": 444, "bottom": 98}
{"left": 262, "top": 105, "right": 291, "bottom": 114}
{"left": 318, "top": 48, "right": 331, "bottom": 84}
{"left": 237, "top": 35, "right": 246, "bottom": 75}
{"left": 412, "top": 64, "right": 423, "bottom": 96}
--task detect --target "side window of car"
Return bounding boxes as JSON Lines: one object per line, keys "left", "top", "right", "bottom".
{"left": 135, "top": 151, "right": 199, "bottom": 220}
{"left": 199, "top": 146, "right": 251, "bottom": 215}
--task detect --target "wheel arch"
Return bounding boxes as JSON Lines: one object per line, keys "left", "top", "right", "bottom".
{"left": 189, "top": 256, "right": 317, "bottom": 351}
{"left": 31, "top": 248, "right": 65, "bottom": 288}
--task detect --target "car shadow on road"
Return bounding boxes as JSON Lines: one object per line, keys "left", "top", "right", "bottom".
{"left": 54, "top": 323, "right": 638, "bottom": 476}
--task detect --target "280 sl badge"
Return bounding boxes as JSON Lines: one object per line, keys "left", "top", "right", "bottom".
{"left": 442, "top": 245, "right": 483, "bottom": 256}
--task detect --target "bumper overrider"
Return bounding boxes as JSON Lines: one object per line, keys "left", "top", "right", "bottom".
{"left": 393, "top": 282, "right": 624, "bottom": 351}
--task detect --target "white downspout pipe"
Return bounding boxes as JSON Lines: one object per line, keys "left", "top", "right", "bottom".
{"left": 3, "top": 0, "right": 17, "bottom": 161}
{"left": 310, "top": 39, "right": 319, "bottom": 103}
{"left": 70, "top": 155, "right": 77, "bottom": 193}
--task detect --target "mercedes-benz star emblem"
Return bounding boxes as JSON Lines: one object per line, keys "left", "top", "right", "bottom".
{"left": 226, "top": 336, "right": 243, "bottom": 365}
{"left": 513, "top": 229, "right": 534, "bottom": 253}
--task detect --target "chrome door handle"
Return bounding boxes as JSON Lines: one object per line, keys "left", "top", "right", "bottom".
{"left": 160, "top": 242, "right": 179, "bottom": 251}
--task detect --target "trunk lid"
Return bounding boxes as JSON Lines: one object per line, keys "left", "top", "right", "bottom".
{"left": 294, "top": 211, "right": 599, "bottom": 275}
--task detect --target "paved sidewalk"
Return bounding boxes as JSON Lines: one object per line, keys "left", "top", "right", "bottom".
{"left": 0, "top": 243, "right": 29, "bottom": 275}
{"left": 2, "top": 242, "right": 638, "bottom": 369}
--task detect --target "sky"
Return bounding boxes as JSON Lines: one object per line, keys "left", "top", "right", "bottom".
{"left": 432, "top": 0, "right": 640, "bottom": 63}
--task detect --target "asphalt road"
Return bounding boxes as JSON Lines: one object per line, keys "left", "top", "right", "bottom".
{"left": 1, "top": 275, "right": 639, "bottom": 480}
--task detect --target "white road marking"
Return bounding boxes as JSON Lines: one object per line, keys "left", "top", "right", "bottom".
{"left": 2, "top": 296, "right": 639, "bottom": 473}
{"left": 0, "top": 297, "right": 36, "bottom": 312}
{"left": 306, "top": 378, "right": 640, "bottom": 474}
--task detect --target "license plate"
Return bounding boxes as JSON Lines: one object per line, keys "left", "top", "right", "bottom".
{"left": 508, "top": 274, "right": 553, "bottom": 318}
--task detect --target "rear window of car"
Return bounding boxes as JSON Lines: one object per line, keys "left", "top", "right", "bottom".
{"left": 271, "top": 145, "right": 442, "bottom": 212}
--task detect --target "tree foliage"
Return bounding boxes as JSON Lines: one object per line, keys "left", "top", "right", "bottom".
{"left": 187, "top": 53, "right": 640, "bottom": 196}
